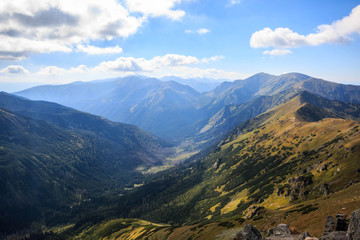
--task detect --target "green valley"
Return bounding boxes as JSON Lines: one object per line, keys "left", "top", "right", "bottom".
{"left": 2, "top": 74, "right": 360, "bottom": 239}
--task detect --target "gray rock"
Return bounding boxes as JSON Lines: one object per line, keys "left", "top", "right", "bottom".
{"left": 347, "top": 209, "right": 360, "bottom": 240}
{"left": 267, "top": 224, "right": 291, "bottom": 237}
{"left": 320, "top": 213, "right": 349, "bottom": 240}
{"left": 335, "top": 214, "right": 348, "bottom": 231}
{"left": 233, "top": 224, "right": 263, "bottom": 240}
{"left": 319, "top": 231, "right": 347, "bottom": 240}
{"left": 266, "top": 225, "right": 313, "bottom": 240}
{"left": 323, "top": 216, "right": 337, "bottom": 233}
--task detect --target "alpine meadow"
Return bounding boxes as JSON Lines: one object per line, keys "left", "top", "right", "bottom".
{"left": 1, "top": 1, "right": 360, "bottom": 240}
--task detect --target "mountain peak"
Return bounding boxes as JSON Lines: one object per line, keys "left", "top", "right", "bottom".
{"left": 279, "top": 72, "right": 311, "bottom": 79}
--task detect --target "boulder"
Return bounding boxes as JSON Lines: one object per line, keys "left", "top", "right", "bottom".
{"left": 233, "top": 224, "right": 263, "bottom": 240}
{"left": 267, "top": 224, "right": 291, "bottom": 238}
{"left": 320, "top": 213, "right": 349, "bottom": 240}
{"left": 323, "top": 216, "right": 337, "bottom": 233}
{"left": 266, "top": 225, "right": 313, "bottom": 240}
{"left": 347, "top": 209, "right": 360, "bottom": 240}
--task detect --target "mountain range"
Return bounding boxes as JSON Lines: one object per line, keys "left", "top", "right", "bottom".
{"left": 16, "top": 73, "right": 360, "bottom": 145}
{"left": 2, "top": 72, "right": 360, "bottom": 239}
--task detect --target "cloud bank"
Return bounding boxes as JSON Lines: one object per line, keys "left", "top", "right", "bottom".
{"left": 0, "top": 0, "right": 185, "bottom": 60}
{"left": 0, "top": 53, "right": 246, "bottom": 82}
{"left": 250, "top": 4, "right": 360, "bottom": 49}
{"left": 125, "top": 0, "right": 185, "bottom": 20}
{"left": 0, "top": 65, "right": 29, "bottom": 74}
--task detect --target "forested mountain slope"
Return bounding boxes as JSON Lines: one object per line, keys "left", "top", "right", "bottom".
{"left": 0, "top": 93, "right": 167, "bottom": 235}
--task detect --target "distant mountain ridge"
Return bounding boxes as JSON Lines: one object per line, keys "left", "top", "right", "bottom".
{"left": 15, "top": 76, "right": 205, "bottom": 140}
{"left": 15, "top": 73, "right": 360, "bottom": 144}
{"left": 160, "top": 75, "right": 223, "bottom": 93}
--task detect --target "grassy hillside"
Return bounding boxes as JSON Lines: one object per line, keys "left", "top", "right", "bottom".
{"left": 37, "top": 92, "right": 360, "bottom": 239}
{"left": 92, "top": 93, "right": 360, "bottom": 230}
{"left": 45, "top": 183, "right": 360, "bottom": 239}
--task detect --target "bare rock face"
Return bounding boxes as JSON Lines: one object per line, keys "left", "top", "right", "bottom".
{"left": 323, "top": 216, "right": 337, "bottom": 233}
{"left": 319, "top": 213, "right": 349, "bottom": 240}
{"left": 233, "top": 224, "right": 263, "bottom": 240}
{"left": 347, "top": 209, "right": 360, "bottom": 240}
{"left": 286, "top": 175, "right": 313, "bottom": 202}
{"left": 268, "top": 224, "right": 292, "bottom": 238}
{"left": 266, "top": 224, "right": 313, "bottom": 240}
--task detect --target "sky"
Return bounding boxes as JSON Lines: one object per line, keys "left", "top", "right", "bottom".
{"left": 0, "top": 0, "right": 360, "bottom": 91}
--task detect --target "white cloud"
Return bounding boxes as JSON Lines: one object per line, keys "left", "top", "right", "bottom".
{"left": 95, "top": 54, "right": 201, "bottom": 72}
{"left": 0, "top": 37, "right": 72, "bottom": 60}
{"left": 91, "top": 54, "right": 244, "bottom": 80}
{"left": 250, "top": 28, "right": 307, "bottom": 48}
{"left": 0, "top": 0, "right": 187, "bottom": 60}
{"left": 1, "top": 55, "right": 244, "bottom": 83}
{"left": 197, "top": 28, "right": 210, "bottom": 34}
{"left": 250, "top": 4, "right": 360, "bottom": 49}
{"left": 0, "top": 65, "right": 29, "bottom": 74}
{"left": 201, "top": 55, "right": 225, "bottom": 63}
{"left": 37, "top": 66, "right": 68, "bottom": 76}
{"left": 95, "top": 57, "right": 150, "bottom": 72}
{"left": 31, "top": 53, "right": 231, "bottom": 78}
{"left": 76, "top": 44, "right": 123, "bottom": 55}
{"left": 263, "top": 49, "right": 292, "bottom": 56}
{"left": 185, "top": 28, "right": 210, "bottom": 34}
{"left": 13, "top": 53, "right": 242, "bottom": 82}
{"left": 125, "top": 0, "right": 185, "bottom": 20}
{"left": 69, "top": 65, "right": 89, "bottom": 73}
{"left": 226, "top": 0, "right": 241, "bottom": 7}
{"left": 152, "top": 54, "right": 199, "bottom": 66}
{"left": 36, "top": 65, "right": 91, "bottom": 76}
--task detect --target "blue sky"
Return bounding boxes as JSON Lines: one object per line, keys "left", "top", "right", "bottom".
{"left": 0, "top": 0, "right": 360, "bottom": 91}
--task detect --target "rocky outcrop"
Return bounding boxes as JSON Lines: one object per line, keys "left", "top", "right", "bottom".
{"left": 267, "top": 224, "right": 291, "bottom": 238}
{"left": 347, "top": 209, "right": 360, "bottom": 240}
{"left": 266, "top": 224, "right": 313, "bottom": 240}
{"left": 233, "top": 224, "right": 263, "bottom": 240}
{"left": 233, "top": 208, "right": 360, "bottom": 240}
{"left": 319, "top": 213, "right": 349, "bottom": 240}
{"left": 286, "top": 175, "right": 313, "bottom": 202}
